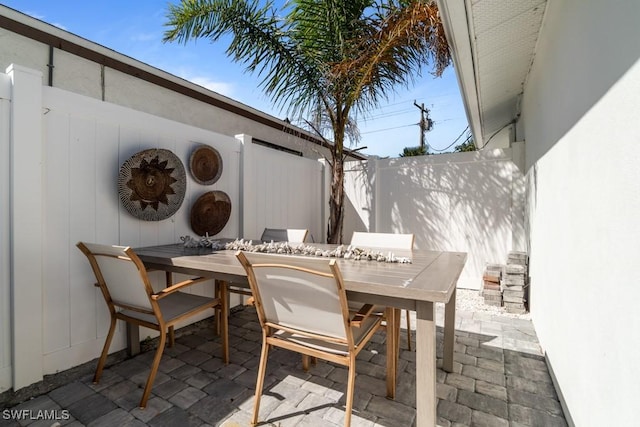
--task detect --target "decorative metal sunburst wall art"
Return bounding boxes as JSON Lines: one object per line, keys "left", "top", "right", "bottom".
{"left": 118, "top": 148, "right": 186, "bottom": 221}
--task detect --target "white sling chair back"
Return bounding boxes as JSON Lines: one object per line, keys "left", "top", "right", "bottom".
{"left": 236, "top": 251, "right": 386, "bottom": 427}
{"left": 260, "top": 228, "right": 309, "bottom": 243}
{"left": 77, "top": 241, "right": 229, "bottom": 408}
{"left": 229, "top": 228, "right": 311, "bottom": 300}
{"left": 350, "top": 231, "right": 415, "bottom": 351}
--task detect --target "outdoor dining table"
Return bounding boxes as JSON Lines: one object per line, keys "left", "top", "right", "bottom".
{"left": 133, "top": 241, "right": 467, "bottom": 427}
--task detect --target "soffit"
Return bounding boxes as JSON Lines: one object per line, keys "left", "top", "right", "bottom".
{"left": 440, "top": 0, "right": 547, "bottom": 146}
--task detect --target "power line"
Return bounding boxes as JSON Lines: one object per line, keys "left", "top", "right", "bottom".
{"left": 371, "top": 92, "right": 458, "bottom": 110}
{"left": 360, "top": 123, "right": 415, "bottom": 135}
{"left": 372, "top": 97, "right": 427, "bottom": 110}
{"left": 429, "top": 125, "right": 470, "bottom": 152}
{"left": 362, "top": 95, "right": 452, "bottom": 118}
{"left": 362, "top": 108, "right": 415, "bottom": 121}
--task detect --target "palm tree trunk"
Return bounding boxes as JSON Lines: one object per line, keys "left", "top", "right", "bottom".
{"left": 327, "top": 151, "right": 345, "bottom": 244}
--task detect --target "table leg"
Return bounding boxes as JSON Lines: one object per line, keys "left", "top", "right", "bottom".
{"left": 394, "top": 308, "right": 401, "bottom": 361}
{"left": 219, "top": 281, "right": 230, "bottom": 364}
{"left": 385, "top": 307, "right": 397, "bottom": 399}
{"left": 214, "top": 280, "right": 222, "bottom": 336}
{"left": 443, "top": 288, "right": 456, "bottom": 373}
{"left": 415, "top": 300, "right": 436, "bottom": 427}
{"left": 126, "top": 323, "right": 140, "bottom": 357}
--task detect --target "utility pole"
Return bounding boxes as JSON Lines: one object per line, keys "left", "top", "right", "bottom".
{"left": 413, "top": 100, "right": 433, "bottom": 152}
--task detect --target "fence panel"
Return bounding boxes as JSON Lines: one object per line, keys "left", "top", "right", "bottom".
{"left": 242, "top": 140, "right": 324, "bottom": 243}
{"left": 36, "top": 86, "right": 242, "bottom": 374}
{"left": 345, "top": 150, "right": 524, "bottom": 289}
{"left": 0, "top": 73, "right": 11, "bottom": 392}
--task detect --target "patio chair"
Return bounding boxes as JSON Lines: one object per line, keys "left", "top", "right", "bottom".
{"left": 260, "top": 227, "right": 309, "bottom": 243}
{"left": 228, "top": 228, "right": 311, "bottom": 302}
{"left": 350, "top": 231, "right": 415, "bottom": 350}
{"left": 236, "top": 251, "right": 388, "bottom": 427}
{"left": 76, "top": 241, "right": 229, "bottom": 408}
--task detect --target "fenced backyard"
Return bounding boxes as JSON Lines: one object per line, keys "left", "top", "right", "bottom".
{"left": 1, "top": 66, "right": 325, "bottom": 391}
{"left": 1, "top": 65, "right": 525, "bottom": 399}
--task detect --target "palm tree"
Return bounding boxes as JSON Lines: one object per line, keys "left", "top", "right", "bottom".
{"left": 164, "top": 0, "right": 450, "bottom": 243}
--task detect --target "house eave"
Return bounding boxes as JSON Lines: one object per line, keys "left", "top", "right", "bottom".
{"left": 436, "top": 0, "right": 483, "bottom": 147}
{"left": 436, "top": 0, "right": 547, "bottom": 149}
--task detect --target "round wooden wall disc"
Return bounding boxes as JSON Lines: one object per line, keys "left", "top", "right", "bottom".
{"left": 189, "top": 144, "right": 223, "bottom": 185}
{"left": 118, "top": 148, "right": 186, "bottom": 221}
{"left": 190, "top": 191, "right": 232, "bottom": 236}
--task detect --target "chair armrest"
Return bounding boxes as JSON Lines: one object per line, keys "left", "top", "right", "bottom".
{"left": 350, "top": 303, "right": 375, "bottom": 328}
{"left": 151, "top": 276, "right": 209, "bottom": 300}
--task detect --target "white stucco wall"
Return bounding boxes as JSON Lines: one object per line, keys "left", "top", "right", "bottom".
{"left": 519, "top": 0, "right": 640, "bottom": 425}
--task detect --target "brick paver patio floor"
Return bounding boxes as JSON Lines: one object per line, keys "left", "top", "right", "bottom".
{"left": 0, "top": 301, "right": 568, "bottom": 426}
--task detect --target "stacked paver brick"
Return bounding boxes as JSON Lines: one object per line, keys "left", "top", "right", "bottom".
{"left": 502, "top": 251, "right": 529, "bottom": 313}
{"left": 481, "top": 263, "right": 503, "bottom": 306}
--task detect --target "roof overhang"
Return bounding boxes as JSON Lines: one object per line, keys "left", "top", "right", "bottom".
{"left": 437, "top": 0, "right": 547, "bottom": 148}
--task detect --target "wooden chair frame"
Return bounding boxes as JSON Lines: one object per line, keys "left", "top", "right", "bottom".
{"left": 77, "top": 242, "right": 229, "bottom": 408}
{"left": 236, "top": 251, "right": 388, "bottom": 427}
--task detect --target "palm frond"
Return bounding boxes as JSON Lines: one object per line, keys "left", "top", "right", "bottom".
{"left": 332, "top": 0, "right": 451, "bottom": 114}
{"left": 164, "top": 0, "right": 329, "bottom": 116}
{"left": 163, "top": 0, "right": 450, "bottom": 149}
{"left": 163, "top": 0, "right": 452, "bottom": 244}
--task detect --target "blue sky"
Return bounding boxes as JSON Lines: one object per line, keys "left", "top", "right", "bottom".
{"left": 2, "top": 1, "right": 469, "bottom": 158}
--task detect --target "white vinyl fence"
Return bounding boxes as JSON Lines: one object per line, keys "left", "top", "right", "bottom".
{"left": 0, "top": 71, "right": 11, "bottom": 393}
{"left": 2, "top": 65, "right": 324, "bottom": 392}
{"left": 2, "top": 63, "right": 523, "bottom": 395}
{"left": 239, "top": 137, "right": 324, "bottom": 243}
{"left": 38, "top": 86, "right": 243, "bottom": 381}
{"left": 344, "top": 149, "right": 526, "bottom": 289}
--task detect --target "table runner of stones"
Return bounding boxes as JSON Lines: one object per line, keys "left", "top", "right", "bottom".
{"left": 180, "top": 236, "right": 412, "bottom": 263}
